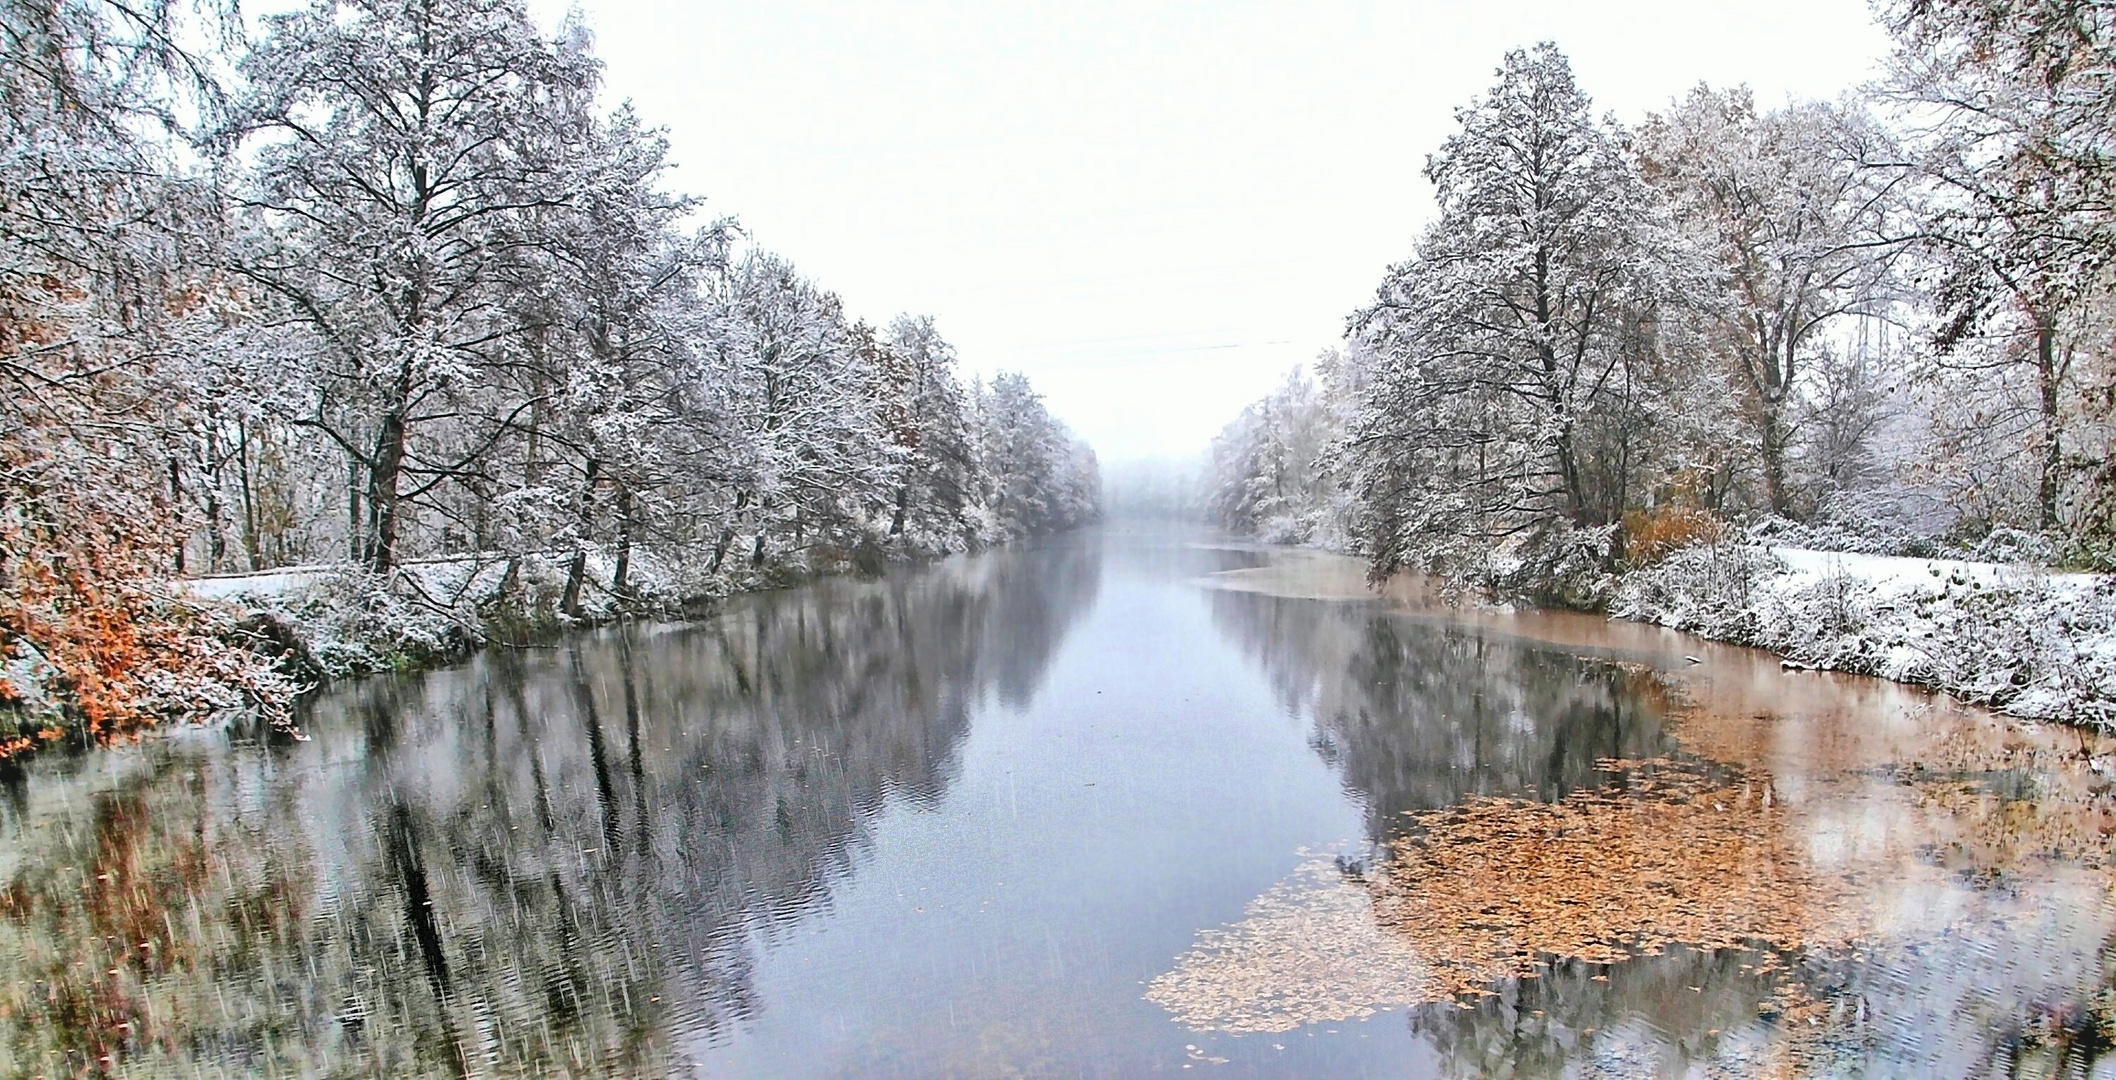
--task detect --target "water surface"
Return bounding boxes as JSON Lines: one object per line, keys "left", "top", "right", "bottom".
{"left": 5, "top": 527, "right": 2115, "bottom": 1077}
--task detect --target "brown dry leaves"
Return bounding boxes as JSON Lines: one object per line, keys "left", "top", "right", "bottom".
{"left": 1147, "top": 753, "right": 2116, "bottom": 1036}
{"left": 1144, "top": 853, "right": 1433, "bottom": 1034}
{"left": 1147, "top": 762, "right": 1888, "bottom": 1034}
{"left": 1368, "top": 761, "right": 1872, "bottom": 1001}
{"left": 1151, "top": 568, "right": 2116, "bottom": 1041}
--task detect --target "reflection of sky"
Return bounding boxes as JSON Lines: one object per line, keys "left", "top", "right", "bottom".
{"left": 697, "top": 534, "right": 1434, "bottom": 1076}
{"left": 1181, "top": 545, "right": 2116, "bottom": 1075}
{"left": 9, "top": 532, "right": 2116, "bottom": 1076}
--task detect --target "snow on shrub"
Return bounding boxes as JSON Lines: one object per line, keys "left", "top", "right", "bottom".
{"left": 232, "top": 569, "right": 474, "bottom": 680}
{"left": 1611, "top": 541, "right": 1783, "bottom": 641}
{"left": 1616, "top": 543, "right": 2116, "bottom": 728}
{"left": 1506, "top": 523, "right": 1621, "bottom": 611}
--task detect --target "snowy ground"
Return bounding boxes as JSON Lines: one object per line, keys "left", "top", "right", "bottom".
{"left": 1767, "top": 546, "right": 2099, "bottom": 592}
{"left": 175, "top": 546, "right": 726, "bottom": 681}
{"left": 1615, "top": 543, "right": 2116, "bottom": 728}
{"left": 182, "top": 566, "right": 335, "bottom": 602}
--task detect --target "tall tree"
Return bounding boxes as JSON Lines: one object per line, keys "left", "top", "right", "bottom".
{"left": 1, "top": 0, "right": 295, "bottom": 746}
{"left": 700, "top": 251, "right": 898, "bottom": 572}
{"left": 1205, "top": 366, "right": 1342, "bottom": 543}
{"left": 1347, "top": 43, "right": 1684, "bottom": 585}
{"left": 1883, "top": 0, "right": 2114, "bottom": 530}
{"left": 879, "top": 315, "right": 979, "bottom": 554}
{"left": 1636, "top": 88, "right": 1910, "bottom": 518}
{"left": 969, "top": 372, "right": 1099, "bottom": 538}
{"left": 234, "top": 0, "right": 605, "bottom": 572}
{"left": 529, "top": 97, "right": 726, "bottom": 612}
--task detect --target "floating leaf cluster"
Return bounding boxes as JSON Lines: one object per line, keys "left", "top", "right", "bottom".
{"left": 1150, "top": 749, "right": 2116, "bottom": 1040}
{"left": 1144, "top": 852, "right": 1430, "bottom": 1034}
{"left": 1366, "top": 760, "right": 1872, "bottom": 998}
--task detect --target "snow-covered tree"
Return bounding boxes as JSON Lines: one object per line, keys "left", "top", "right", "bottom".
{"left": 1882, "top": 0, "right": 2115, "bottom": 534}
{"left": 0, "top": 0, "right": 1103, "bottom": 755}
{"left": 971, "top": 372, "right": 1100, "bottom": 539}
{"left": 1204, "top": 363, "right": 1350, "bottom": 545}
{"left": 878, "top": 315, "right": 981, "bottom": 554}
{"left": 2, "top": 0, "right": 297, "bottom": 747}
{"left": 520, "top": 93, "right": 728, "bottom": 612}
{"left": 233, "top": 0, "right": 607, "bottom": 572}
{"left": 700, "top": 251, "right": 900, "bottom": 572}
{"left": 1346, "top": 43, "right": 1688, "bottom": 590}
{"left": 1636, "top": 88, "right": 1912, "bottom": 519}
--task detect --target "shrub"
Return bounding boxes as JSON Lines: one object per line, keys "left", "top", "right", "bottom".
{"left": 1621, "top": 505, "right": 1727, "bottom": 565}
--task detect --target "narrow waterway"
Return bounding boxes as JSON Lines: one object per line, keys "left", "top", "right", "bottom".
{"left": 5, "top": 526, "right": 2115, "bottom": 1077}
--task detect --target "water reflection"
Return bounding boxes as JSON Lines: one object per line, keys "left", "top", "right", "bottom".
{"left": 1204, "top": 586, "right": 1674, "bottom": 839}
{"left": 1181, "top": 549, "right": 2116, "bottom": 1076}
{"left": 0, "top": 539, "right": 1101, "bottom": 1075}
{"left": 1399, "top": 892, "right": 2116, "bottom": 1078}
{"left": 12, "top": 532, "right": 2116, "bottom": 1077}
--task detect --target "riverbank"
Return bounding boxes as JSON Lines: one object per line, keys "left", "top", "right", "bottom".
{"left": 0, "top": 538, "right": 966, "bottom": 756}
{"left": 180, "top": 545, "right": 731, "bottom": 685}
{"left": 1211, "top": 535, "right": 2116, "bottom": 730}
{"left": 1612, "top": 541, "right": 2116, "bottom": 729}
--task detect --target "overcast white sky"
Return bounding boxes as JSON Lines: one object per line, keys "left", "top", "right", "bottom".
{"left": 523, "top": 0, "right": 1891, "bottom": 465}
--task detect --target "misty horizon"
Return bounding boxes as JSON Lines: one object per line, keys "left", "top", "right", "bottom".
{"left": 514, "top": 0, "right": 1889, "bottom": 465}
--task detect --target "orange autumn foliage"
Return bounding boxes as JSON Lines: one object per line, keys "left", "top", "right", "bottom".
{"left": 4, "top": 485, "right": 168, "bottom": 744}
{"left": 2, "top": 304, "right": 295, "bottom": 759}
{"left": 1622, "top": 504, "right": 1728, "bottom": 564}
{"left": 0, "top": 0, "right": 300, "bottom": 760}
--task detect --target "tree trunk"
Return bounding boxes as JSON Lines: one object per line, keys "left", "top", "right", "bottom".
{"left": 2038, "top": 311, "right": 2063, "bottom": 532}
{"left": 363, "top": 404, "right": 407, "bottom": 573}
{"left": 168, "top": 457, "right": 186, "bottom": 573}
{"left": 611, "top": 479, "right": 633, "bottom": 600}
{"left": 347, "top": 455, "right": 363, "bottom": 564}
{"left": 560, "top": 458, "right": 599, "bottom": 618}
{"left": 237, "top": 424, "right": 262, "bottom": 571}
{"left": 709, "top": 489, "right": 748, "bottom": 573}
{"left": 559, "top": 548, "right": 589, "bottom": 618}
{"left": 525, "top": 334, "right": 545, "bottom": 488}
{"left": 204, "top": 485, "right": 226, "bottom": 571}
{"left": 202, "top": 422, "right": 227, "bottom": 571}
{"left": 496, "top": 555, "right": 520, "bottom": 611}
{"left": 1553, "top": 417, "right": 1589, "bottom": 524}
{"left": 1759, "top": 400, "right": 1792, "bottom": 519}
{"left": 708, "top": 526, "right": 734, "bottom": 573}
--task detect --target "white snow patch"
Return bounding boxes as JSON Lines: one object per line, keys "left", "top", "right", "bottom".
{"left": 1616, "top": 543, "right": 2116, "bottom": 728}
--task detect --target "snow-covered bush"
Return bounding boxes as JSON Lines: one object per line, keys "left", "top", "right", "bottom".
{"left": 1971, "top": 527, "right": 2059, "bottom": 566}
{"left": 1506, "top": 523, "right": 1622, "bottom": 611}
{"left": 1611, "top": 542, "right": 1784, "bottom": 640}
{"left": 230, "top": 569, "right": 476, "bottom": 680}
{"left": 1742, "top": 516, "right": 1962, "bottom": 561}
{"left": 1617, "top": 544, "right": 2116, "bottom": 727}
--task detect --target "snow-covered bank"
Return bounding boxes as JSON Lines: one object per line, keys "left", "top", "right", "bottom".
{"left": 1615, "top": 544, "right": 2116, "bottom": 728}
{"left": 1204, "top": 537, "right": 2116, "bottom": 729}
{"left": 175, "top": 545, "right": 771, "bottom": 683}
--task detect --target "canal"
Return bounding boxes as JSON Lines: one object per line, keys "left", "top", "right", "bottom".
{"left": 4, "top": 526, "right": 2113, "bottom": 1076}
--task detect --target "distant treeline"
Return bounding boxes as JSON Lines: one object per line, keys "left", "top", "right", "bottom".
{"left": 1208, "top": 7, "right": 2116, "bottom": 601}
{"left": 0, "top": 0, "right": 1098, "bottom": 752}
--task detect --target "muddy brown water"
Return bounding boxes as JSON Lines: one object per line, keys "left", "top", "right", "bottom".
{"left": 3, "top": 526, "right": 2114, "bottom": 1077}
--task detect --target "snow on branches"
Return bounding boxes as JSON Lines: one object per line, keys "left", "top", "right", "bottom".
{"left": 0, "top": 0, "right": 1099, "bottom": 757}
{"left": 1211, "top": 30, "right": 2116, "bottom": 604}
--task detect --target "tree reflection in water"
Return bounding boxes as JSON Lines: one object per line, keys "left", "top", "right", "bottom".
{"left": 0, "top": 539, "right": 1101, "bottom": 1075}
{"left": 1204, "top": 586, "right": 1675, "bottom": 840}
{"left": 1195, "top": 572, "right": 2116, "bottom": 1077}
{"left": 13, "top": 535, "right": 2116, "bottom": 1077}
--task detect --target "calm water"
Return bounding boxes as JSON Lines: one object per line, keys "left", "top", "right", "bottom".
{"left": 6, "top": 527, "right": 2116, "bottom": 1077}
